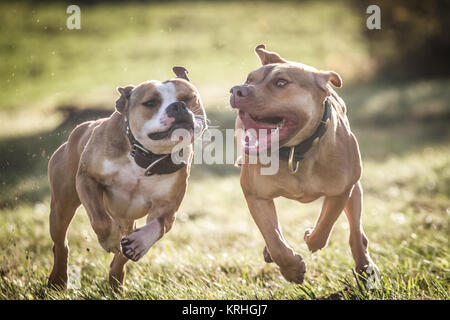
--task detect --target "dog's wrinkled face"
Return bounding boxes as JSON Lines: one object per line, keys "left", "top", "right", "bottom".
{"left": 230, "top": 44, "right": 342, "bottom": 152}
{"left": 116, "top": 67, "right": 206, "bottom": 154}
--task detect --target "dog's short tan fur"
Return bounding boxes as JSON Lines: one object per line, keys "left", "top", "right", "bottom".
{"left": 231, "top": 45, "right": 378, "bottom": 283}
{"left": 48, "top": 67, "right": 205, "bottom": 290}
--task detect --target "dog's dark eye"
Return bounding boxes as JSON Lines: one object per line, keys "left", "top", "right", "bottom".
{"left": 275, "top": 79, "right": 288, "bottom": 87}
{"left": 245, "top": 77, "right": 251, "bottom": 84}
{"left": 143, "top": 99, "right": 158, "bottom": 108}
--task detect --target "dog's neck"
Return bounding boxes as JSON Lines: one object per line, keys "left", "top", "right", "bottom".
{"left": 113, "top": 112, "right": 189, "bottom": 176}
{"left": 279, "top": 96, "right": 333, "bottom": 163}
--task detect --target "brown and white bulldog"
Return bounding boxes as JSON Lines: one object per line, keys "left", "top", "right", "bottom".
{"left": 230, "top": 45, "right": 379, "bottom": 284}
{"left": 47, "top": 66, "right": 206, "bottom": 290}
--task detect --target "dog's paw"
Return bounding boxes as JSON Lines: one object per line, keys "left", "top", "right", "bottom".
{"left": 120, "top": 236, "right": 144, "bottom": 262}
{"left": 121, "top": 220, "right": 162, "bottom": 262}
{"left": 356, "top": 261, "right": 382, "bottom": 290}
{"left": 263, "top": 246, "right": 273, "bottom": 263}
{"left": 304, "top": 228, "right": 328, "bottom": 253}
{"left": 279, "top": 254, "right": 306, "bottom": 284}
{"left": 120, "top": 228, "right": 150, "bottom": 262}
{"left": 47, "top": 272, "right": 68, "bottom": 289}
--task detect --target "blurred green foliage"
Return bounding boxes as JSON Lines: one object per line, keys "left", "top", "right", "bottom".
{"left": 355, "top": 0, "right": 450, "bottom": 78}
{"left": 0, "top": 1, "right": 371, "bottom": 110}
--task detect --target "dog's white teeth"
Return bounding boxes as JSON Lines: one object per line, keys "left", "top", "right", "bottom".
{"left": 246, "top": 130, "right": 259, "bottom": 148}
{"left": 271, "top": 127, "right": 280, "bottom": 139}
{"left": 248, "top": 130, "right": 257, "bottom": 140}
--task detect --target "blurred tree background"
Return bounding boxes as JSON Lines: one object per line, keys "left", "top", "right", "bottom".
{"left": 354, "top": 0, "right": 450, "bottom": 79}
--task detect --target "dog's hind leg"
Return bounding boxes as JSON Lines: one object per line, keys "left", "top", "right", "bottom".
{"left": 48, "top": 145, "right": 81, "bottom": 289}
{"left": 304, "top": 189, "right": 351, "bottom": 253}
{"left": 343, "top": 181, "right": 380, "bottom": 283}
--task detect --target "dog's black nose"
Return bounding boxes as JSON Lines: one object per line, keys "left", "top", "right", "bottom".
{"left": 166, "top": 101, "right": 193, "bottom": 124}
{"left": 166, "top": 101, "right": 188, "bottom": 117}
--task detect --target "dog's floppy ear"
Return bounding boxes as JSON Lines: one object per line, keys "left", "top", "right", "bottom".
{"left": 315, "top": 70, "right": 342, "bottom": 92}
{"left": 254, "top": 44, "right": 287, "bottom": 65}
{"left": 172, "top": 66, "right": 190, "bottom": 81}
{"left": 115, "top": 85, "right": 134, "bottom": 115}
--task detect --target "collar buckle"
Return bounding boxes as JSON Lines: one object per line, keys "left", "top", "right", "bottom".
{"left": 288, "top": 146, "right": 300, "bottom": 174}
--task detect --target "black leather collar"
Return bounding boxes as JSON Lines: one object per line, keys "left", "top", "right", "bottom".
{"left": 279, "top": 96, "right": 332, "bottom": 163}
{"left": 124, "top": 112, "right": 186, "bottom": 177}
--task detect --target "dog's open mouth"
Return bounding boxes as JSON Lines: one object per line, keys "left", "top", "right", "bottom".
{"left": 148, "top": 121, "right": 194, "bottom": 141}
{"left": 239, "top": 111, "right": 298, "bottom": 153}
{"left": 250, "top": 114, "right": 284, "bottom": 125}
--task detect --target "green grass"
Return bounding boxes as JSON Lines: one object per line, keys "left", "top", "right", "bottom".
{"left": 0, "top": 147, "right": 449, "bottom": 299}
{"left": 0, "top": 1, "right": 449, "bottom": 300}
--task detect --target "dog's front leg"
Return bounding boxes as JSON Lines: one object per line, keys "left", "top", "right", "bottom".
{"left": 109, "top": 221, "right": 134, "bottom": 292}
{"left": 109, "top": 252, "right": 129, "bottom": 292}
{"left": 76, "top": 171, "right": 121, "bottom": 254}
{"left": 245, "top": 195, "right": 306, "bottom": 283}
{"left": 120, "top": 204, "right": 176, "bottom": 262}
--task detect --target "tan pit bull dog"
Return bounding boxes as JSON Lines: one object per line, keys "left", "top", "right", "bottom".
{"left": 48, "top": 66, "right": 206, "bottom": 290}
{"left": 230, "top": 45, "right": 380, "bottom": 284}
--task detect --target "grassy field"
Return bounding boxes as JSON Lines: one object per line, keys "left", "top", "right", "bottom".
{"left": 0, "top": 1, "right": 449, "bottom": 299}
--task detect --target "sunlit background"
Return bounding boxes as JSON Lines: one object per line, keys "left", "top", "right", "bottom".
{"left": 0, "top": 0, "right": 449, "bottom": 299}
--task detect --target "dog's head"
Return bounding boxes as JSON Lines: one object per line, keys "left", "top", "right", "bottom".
{"left": 230, "top": 44, "right": 342, "bottom": 152}
{"left": 116, "top": 66, "right": 206, "bottom": 154}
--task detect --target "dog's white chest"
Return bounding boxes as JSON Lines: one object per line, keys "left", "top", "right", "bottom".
{"left": 100, "top": 156, "right": 178, "bottom": 220}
